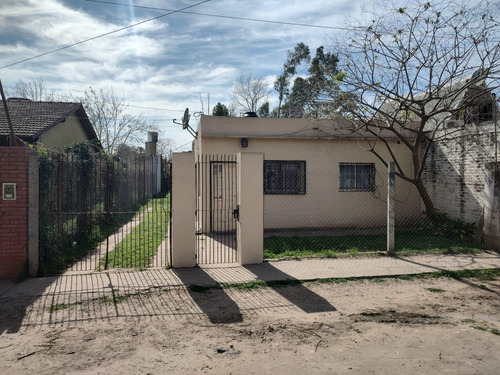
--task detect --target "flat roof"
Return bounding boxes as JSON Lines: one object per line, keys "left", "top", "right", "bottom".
{"left": 197, "top": 115, "right": 415, "bottom": 140}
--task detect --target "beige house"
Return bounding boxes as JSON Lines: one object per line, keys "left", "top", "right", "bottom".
{"left": 0, "top": 98, "right": 100, "bottom": 149}
{"left": 193, "top": 115, "right": 422, "bottom": 232}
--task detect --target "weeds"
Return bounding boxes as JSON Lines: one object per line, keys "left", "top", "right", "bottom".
{"left": 427, "top": 287, "right": 445, "bottom": 293}
{"left": 461, "top": 318, "right": 477, "bottom": 323}
{"left": 98, "top": 295, "right": 128, "bottom": 305}
{"left": 473, "top": 326, "right": 488, "bottom": 331}
{"left": 48, "top": 303, "right": 71, "bottom": 312}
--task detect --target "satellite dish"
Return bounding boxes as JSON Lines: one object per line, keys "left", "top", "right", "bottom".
{"left": 182, "top": 108, "right": 190, "bottom": 129}
{"left": 173, "top": 106, "right": 197, "bottom": 138}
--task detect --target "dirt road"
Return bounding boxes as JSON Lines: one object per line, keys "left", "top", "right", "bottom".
{"left": 0, "top": 275, "right": 499, "bottom": 374}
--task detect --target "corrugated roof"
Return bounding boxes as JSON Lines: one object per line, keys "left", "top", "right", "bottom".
{"left": 0, "top": 98, "right": 83, "bottom": 140}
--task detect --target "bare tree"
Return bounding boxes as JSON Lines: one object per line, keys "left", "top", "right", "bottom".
{"left": 81, "top": 87, "right": 157, "bottom": 154}
{"left": 7, "top": 77, "right": 58, "bottom": 101}
{"left": 156, "top": 131, "right": 177, "bottom": 159}
{"left": 336, "top": 0, "right": 500, "bottom": 214}
{"left": 231, "top": 73, "right": 270, "bottom": 114}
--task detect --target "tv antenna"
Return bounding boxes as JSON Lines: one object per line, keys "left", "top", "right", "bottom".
{"left": 173, "top": 107, "right": 197, "bottom": 138}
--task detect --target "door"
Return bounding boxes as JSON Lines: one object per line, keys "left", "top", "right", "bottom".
{"left": 211, "top": 161, "right": 237, "bottom": 233}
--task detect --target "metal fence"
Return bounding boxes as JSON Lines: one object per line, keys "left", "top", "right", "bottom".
{"left": 195, "top": 155, "right": 238, "bottom": 264}
{"left": 263, "top": 166, "right": 482, "bottom": 260}
{"left": 38, "top": 146, "right": 171, "bottom": 275}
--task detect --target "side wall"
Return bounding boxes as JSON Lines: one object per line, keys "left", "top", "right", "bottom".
{"left": 38, "top": 114, "right": 90, "bottom": 149}
{"left": 197, "top": 137, "right": 421, "bottom": 229}
{"left": 0, "top": 147, "right": 32, "bottom": 279}
{"left": 422, "top": 122, "right": 497, "bottom": 224}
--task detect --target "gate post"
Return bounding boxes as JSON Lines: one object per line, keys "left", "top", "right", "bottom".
{"left": 171, "top": 152, "right": 196, "bottom": 267}
{"left": 237, "top": 152, "right": 264, "bottom": 265}
{"left": 483, "top": 162, "right": 500, "bottom": 250}
{"left": 28, "top": 150, "right": 39, "bottom": 277}
{"left": 387, "top": 162, "right": 395, "bottom": 255}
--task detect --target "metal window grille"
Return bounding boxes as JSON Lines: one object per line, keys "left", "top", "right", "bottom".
{"left": 264, "top": 160, "right": 306, "bottom": 194}
{"left": 339, "top": 163, "right": 375, "bottom": 192}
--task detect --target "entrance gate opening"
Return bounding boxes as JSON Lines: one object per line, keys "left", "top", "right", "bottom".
{"left": 195, "top": 155, "right": 238, "bottom": 264}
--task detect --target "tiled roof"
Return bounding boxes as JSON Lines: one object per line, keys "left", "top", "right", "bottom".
{"left": 0, "top": 98, "right": 84, "bottom": 140}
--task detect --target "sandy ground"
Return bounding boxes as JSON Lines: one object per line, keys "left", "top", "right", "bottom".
{"left": 0, "top": 275, "right": 499, "bottom": 374}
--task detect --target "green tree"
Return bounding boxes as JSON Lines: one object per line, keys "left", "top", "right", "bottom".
{"left": 258, "top": 101, "right": 270, "bottom": 117}
{"left": 274, "top": 44, "right": 350, "bottom": 118}
{"left": 212, "top": 102, "right": 230, "bottom": 116}
{"left": 274, "top": 43, "right": 310, "bottom": 117}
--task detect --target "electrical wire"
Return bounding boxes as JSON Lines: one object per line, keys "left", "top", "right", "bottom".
{"left": 85, "top": 0, "right": 356, "bottom": 31}
{"left": 127, "top": 104, "right": 185, "bottom": 112}
{"left": 0, "top": 0, "right": 210, "bottom": 70}
{"left": 171, "top": 140, "right": 193, "bottom": 151}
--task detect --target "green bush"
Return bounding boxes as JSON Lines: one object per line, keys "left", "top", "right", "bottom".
{"left": 419, "top": 211, "right": 477, "bottom": 241}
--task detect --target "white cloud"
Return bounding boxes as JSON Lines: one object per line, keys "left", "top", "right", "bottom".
{"left": 0, "top": 0, "right": 375, "bottom": 150}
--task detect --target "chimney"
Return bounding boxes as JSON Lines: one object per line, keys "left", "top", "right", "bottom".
{"left": 145, "top": 131, "right": 158, "bottom": 156}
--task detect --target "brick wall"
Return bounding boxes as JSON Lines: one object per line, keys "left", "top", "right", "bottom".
{"left": 423, "top": 121, "right": 497, "bottom": 224}
{"left": 0, "top": 147, "right": 32, "bottom": 279}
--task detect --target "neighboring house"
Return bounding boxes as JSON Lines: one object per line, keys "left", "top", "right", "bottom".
{"left": 422, "top": 119, "right": 498, "bottom": 225}
{"left": 415, "top": 76, "right": 498, "bottom": 225}
{"left": 378, "top": 72, "right": 498, "bottom": 226}
{"left": 193, "top": 115, "right": 422, "bottom": 232}
{"left": 0, "top": 98, "right": 100, "bottom": 149}
{"left": 380, "top": 71, "right": 495, "bottom": 131}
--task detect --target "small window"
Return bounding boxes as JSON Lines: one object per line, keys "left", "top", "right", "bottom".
{"left": 339, "top": 163, "right": 375, "bottom": 191}
{"left": 212, "top": 164, "right": 223, "bottom": 199}
{"left": 264, "top": 160, "right": 306, "bottom": 194}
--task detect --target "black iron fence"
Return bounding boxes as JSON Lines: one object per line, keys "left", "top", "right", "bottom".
{"left": 195, "top": 155, "right": 238, "bottom": 264}
{"left": 38, "top": 145, "right": 171, "bottom": 275}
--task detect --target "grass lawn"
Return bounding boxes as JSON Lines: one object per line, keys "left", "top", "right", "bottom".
{"left": 97, "top": 195, "right": 170, "bottom": 270}
{"left": 263, "top": 230, "right": 482, "bottom": 259}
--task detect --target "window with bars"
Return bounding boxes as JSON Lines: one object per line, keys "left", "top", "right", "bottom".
{"left": 339, "top": 163, "right": 375, "bottom": 191}
{"left": 264, "top": 160, "right": 306, "bottom": 194}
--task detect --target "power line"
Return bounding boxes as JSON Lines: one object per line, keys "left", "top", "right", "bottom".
{"left": 0, "top": 0, "right": 210, "bottom": 70}
{"left": 86, "top": 1, "right": 500, "bottom": 42}
{"left": 171, "top": 140, "right": 194, "bottom": 152}
{"left": 127, "top": 104, "right": 185, "bottom": 112}
{"left": 85, "top": 0, "right": 353, "bottom": 31}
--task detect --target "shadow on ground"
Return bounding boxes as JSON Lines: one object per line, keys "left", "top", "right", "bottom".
{"left": 0, "top": 277, "right": 57, "bottom": 334}
{"left": 173, "top": 267, "right": 243, "bottom": 324}
{"left": 0, "top": 263, "right": 340, "bottom": 331}
{"left": 395, "top": 254, "right": 500, "bottom": 295}
{"left": 243, "top": 263, "right": 336, "bottom": 314}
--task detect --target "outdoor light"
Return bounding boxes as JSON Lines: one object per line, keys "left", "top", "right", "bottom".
{"left": 241, "top": 138, "right": 248, "bottom": 148}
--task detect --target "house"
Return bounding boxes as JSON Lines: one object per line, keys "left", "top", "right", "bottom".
{"left": 0, "top": 98, "right": 100, "bottom": 149}
{"left": 379, "top": 71, "right": 495, "bottom": 131}
{"left": 193, "top": 114, "right": 422, "bottom": 233}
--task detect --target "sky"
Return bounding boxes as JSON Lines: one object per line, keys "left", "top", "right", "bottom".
{"left": 0, "top": 0, "right": 373, "bottom": 150}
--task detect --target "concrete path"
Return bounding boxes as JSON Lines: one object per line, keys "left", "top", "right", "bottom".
{"left": 1, "top": 252, "right": 499, "bottom": 299}
{"left": 67, "top": 207, "right": 154, "bottom": 272}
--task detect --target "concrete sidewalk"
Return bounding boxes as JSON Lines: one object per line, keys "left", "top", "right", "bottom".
{"left": 1, "top": 252, "right": 499, "bottom": 299}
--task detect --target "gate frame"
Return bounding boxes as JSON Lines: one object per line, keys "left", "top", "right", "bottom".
{"left": 171, "top": 151, "right": 264, "bottom": 267}
{"left": 195, "top": 154, "right": 238, "bottom": 264}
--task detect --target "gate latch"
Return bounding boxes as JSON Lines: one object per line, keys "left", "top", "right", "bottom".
{"left": 233, "top": 205, "right": 240, "bottom": 221}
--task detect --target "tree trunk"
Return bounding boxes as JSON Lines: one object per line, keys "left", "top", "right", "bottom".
{"left": 414, "top": 178, "right": 435, "bottom": 215}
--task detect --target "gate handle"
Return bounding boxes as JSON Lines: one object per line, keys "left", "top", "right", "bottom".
{"left": 233, "top": 205, "right": 240, "bottom": 221}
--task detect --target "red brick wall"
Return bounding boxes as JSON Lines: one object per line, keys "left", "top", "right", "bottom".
{"left": 0, "top": 147, "right": 31, "bottom": 279}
